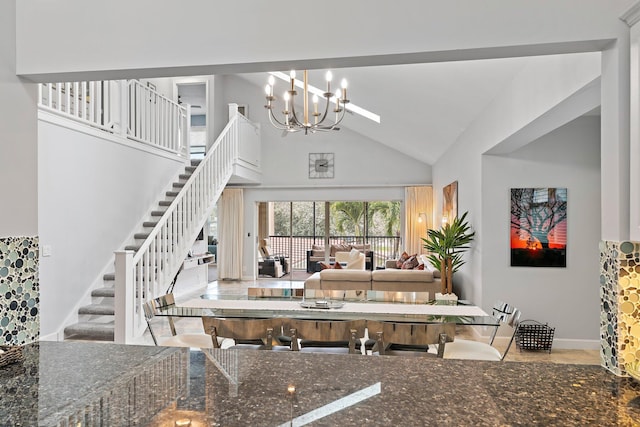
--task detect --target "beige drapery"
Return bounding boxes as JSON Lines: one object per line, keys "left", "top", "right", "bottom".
{"left": 257, "top": 202, "right": 268, "bottom": 243}
{"left": 404, "top": 186, "right": 434, "bottom": 256}
{"left": 218, "top": 188, "right": 243, "bottom": 280}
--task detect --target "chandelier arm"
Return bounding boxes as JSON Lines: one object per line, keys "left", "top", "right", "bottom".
{"left": 329, "top": 107, "right": 348, "bottom": 128}
{"left": 267, "top": 108, "right": 290, "bottom": 130}
{"left": 314, "top": 94, "right": 333, "bottom": 128}
{"left": 288, "top": 92, "right": 304, "bottom": 127}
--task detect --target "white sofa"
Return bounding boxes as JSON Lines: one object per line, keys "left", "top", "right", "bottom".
{"left": 304, "top": 267, "right": 442, "bottom": 295}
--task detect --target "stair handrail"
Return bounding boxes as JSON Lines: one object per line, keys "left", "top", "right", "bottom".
{"left": 114, "top": 114, "right": 240, "bottom": 343}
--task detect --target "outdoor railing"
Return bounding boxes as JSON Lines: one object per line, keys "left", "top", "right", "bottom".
{"left": 267, "top": 235, "right": 402, "bottom": 270}
{"left": 38, "top": 80, "right": 190, "bottom": 158}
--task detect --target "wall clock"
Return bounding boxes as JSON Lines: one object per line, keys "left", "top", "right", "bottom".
{"left": 308, "top": 153, "right": 335, "bottom": 179}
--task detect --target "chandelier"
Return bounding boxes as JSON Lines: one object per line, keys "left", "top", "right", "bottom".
{"left": 264, "top": 70, "right": 350, "bottom": 135}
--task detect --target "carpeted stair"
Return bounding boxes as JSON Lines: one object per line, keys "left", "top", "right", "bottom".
{"left": 63, "top": 159, "right": 201, "bottom": 342}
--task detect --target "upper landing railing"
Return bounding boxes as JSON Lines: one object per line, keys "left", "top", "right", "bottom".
{"left": 38, "top": 80, "right": 190, "bottom": 158}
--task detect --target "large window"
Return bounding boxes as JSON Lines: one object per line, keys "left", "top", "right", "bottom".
{"left": 265, "top": 201, "right": 400, "bottom": 270}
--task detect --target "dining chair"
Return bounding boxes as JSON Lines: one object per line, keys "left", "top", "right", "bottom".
{"left": 488, "top": 300, "right": 516, "bottom": 345}
{"left": 286, "top": 319, "right": 367, "bottom": 354}
{"left": 365, "top": 321, "right": 456, "bottom": 357}
{"left": 202, "top": 317, "right": 289, "bottom": 350}
{"left": 143, "top": 294, "right": 216, "bottom": 349}
{"left": 428, "top": 308, "right": 522, "bottom": 361}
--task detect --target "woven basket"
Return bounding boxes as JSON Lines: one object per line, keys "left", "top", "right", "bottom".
{"left": 515, "top": 320, "right": 555, "bottom": 353}
{"left": 0, "top": 345, "right": 24, "bottom": 368}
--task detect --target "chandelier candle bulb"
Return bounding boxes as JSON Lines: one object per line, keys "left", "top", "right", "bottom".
{"left": 326, "top": 70, "right": 333, "bottom": 92}
{"left": 284, "top": 92, "right": 290, "bottom": 116}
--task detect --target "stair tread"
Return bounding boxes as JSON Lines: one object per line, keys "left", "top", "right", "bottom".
{"left": 172, "top": 182, "right": 185, "bottom": 188}
{"left": 134, "top": 232, "right": 150, "bottom": 239}
{"left": 143, "top": 221, "right": 158, "bottom": 228}
{"left": 91, "top": 287, "right": 114, "bottom": 297}
{"left": 103, "top": 273, "right": 115, "bottom": 281}
{"left": 166, "top": 191, "right": 180, "bottom": 197}
{"left": 178, "top": 174, "right": 191, "bottom": 180}
{"left": 125, "top": 244, "right": 141, "bottom": 251}
{"left": 64, "top": 322, "right": 114, "bottom": 341}
{"left": 78, "top": 304, "right": 114, "bottom": 315}
{"left": 158, "top": 201, "right": 172, "bottom": 206}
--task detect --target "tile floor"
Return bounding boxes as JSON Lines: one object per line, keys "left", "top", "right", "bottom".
{"left": 157, "top": 270, "right": 601, "bottom": 365}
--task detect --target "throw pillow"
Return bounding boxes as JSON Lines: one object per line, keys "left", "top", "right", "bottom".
{"left": 320, "top": 262, "right": 343, "bottom": 270}
{"left": 348, "top": 248, "right": 360, "bottom": 261}
{"left": 416, "top": 263, "right": 425, "bottom": 270}
{"left": 402, "top": 255, "right": 419, "bottom": 269}
{"left": 396, "top": 251, "right": 410, "bottom": 268}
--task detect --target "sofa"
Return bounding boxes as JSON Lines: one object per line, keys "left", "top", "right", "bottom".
{"left": 306, "top": 243, "right": 374, "bottom": 272}
{"left": 304, "top": 267, "right": 442, "bottom": 297}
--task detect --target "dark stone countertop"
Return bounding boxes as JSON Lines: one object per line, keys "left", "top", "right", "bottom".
{"left": 1, "top": 342, "right": 640, "bottom": 426}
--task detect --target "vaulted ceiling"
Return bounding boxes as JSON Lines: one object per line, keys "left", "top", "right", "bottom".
{"left": 179, "top": 53, "right": 599, "bottom": 166}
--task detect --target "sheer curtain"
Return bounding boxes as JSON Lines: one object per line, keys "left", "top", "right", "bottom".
{"left": 404, "top": 186, "right": 434, "bottom": 255}
{"left": 218, "top": 188, "right": 243, "bottom": 280}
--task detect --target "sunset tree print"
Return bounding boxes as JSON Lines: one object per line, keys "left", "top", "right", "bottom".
{"left": 510, "top": 188, "right": 567, "bottom": 267}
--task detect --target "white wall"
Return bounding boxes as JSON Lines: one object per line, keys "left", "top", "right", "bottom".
{"left": 433, "top": 53, "right": 602, "bottom": 309}
{"left": 38, "top": 116, "right": 186, "bottom": 337}
{"left": 15, "top": 1, "right": 633, "bottom": 80}
{"left": 0, "top": 0, "right": 37, "bottom": 237}
{"left": 482, "top": 116, "right": 601, "bottom": 346}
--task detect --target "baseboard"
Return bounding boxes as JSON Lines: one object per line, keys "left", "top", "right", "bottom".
{"left": 39, "top": 331, "right": 63, "bottom": 342}
{"left": 480, "top": 332, "right": 600, "bottom": 350}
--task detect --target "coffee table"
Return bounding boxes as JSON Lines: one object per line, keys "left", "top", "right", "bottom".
{"left": 247, "top": 282, "right": 304, "bottom": 298}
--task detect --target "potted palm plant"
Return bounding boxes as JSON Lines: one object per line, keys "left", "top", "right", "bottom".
{"left": 422, "top": 211, "right": 475, "bottom": 301}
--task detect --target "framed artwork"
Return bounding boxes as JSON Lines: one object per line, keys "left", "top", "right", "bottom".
{"left": 510, "top": 188, "right": 567, "bottom": 267}
{"left": 442, "top": 181, "right": 458, "bottom": 224}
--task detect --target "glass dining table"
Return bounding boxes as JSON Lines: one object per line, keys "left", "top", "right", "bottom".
{"left": 151, "top": 298, "right": 500, "bottom": 327}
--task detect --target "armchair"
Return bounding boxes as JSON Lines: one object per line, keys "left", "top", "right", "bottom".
{"left": 259, "top": 238, "right": 290, "bottom": 277}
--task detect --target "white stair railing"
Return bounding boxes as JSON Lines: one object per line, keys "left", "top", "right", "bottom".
{"left": 38, "top": 80, "right": 189, "bottom": 158}
{"left": 126, "top": 80, "right": 190, "bottom": 156}
{"left": 114, "top": 114, "right": 243, "bottom": 344}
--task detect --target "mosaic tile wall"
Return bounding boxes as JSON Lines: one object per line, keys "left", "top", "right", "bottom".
{"left": 0, "top": 236, "right": 39, "bottom": 345}
{"left": 600, "top": 240, "right": 640, "bottom": 376}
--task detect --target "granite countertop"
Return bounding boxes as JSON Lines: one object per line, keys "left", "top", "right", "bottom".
{"left": 1, "top": 342, "right": 639, "bottom": 426}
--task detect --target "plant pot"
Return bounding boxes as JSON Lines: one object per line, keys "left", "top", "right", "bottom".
{"left": 435, "top": 292, "right": 458, "bottom": 305}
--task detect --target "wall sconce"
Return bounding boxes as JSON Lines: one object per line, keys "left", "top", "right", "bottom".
{"left": 417, "top": 212, "right": 427, "bottom": 224}
{"left": 441, "top": 215, "right": 448, "bottom": 225}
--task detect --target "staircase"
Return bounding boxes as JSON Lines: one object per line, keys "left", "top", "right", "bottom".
{"left": 63, "top": 160, "right": 201, "bottom": 342}
{"left": 60, "top": 105, "right": 256, "bottom": 344}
